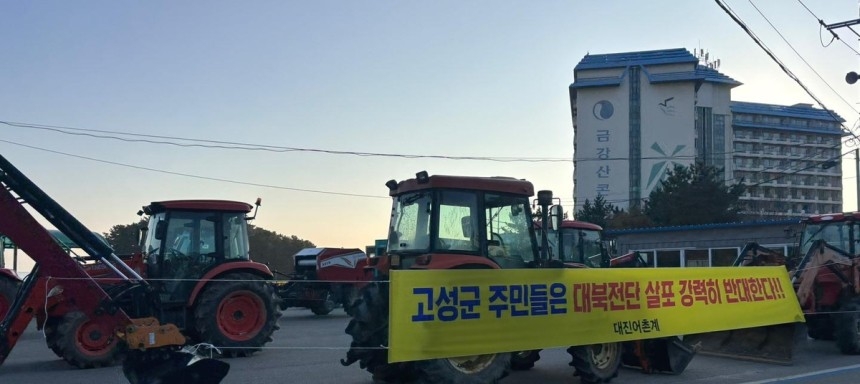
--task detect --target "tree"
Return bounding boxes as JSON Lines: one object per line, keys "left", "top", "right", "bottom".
{"left": 575, "top": 195, "right": 619, "bottom": 228}
{"left": 247, "top": 225, "right": 315, "bottom": 277}
{"left": 643, "top": 163, "right": 746, "bottom": 226}
{"left": 607, "top": 206, "right": 652, "bottom": 229}
{"left": 104, "top": 219, "right": 147, "bottom": 254}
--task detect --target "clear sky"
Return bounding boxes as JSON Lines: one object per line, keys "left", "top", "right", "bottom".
{"left": 2, "top": 1, "right": 859, "bottom": 270}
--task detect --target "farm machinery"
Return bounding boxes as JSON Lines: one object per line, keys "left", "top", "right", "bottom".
{"left": 340, "top": 171, "right": 691, "bottom": 383}
{"left": 274, "top": 247, "right": 369, "bottom": 315}
{"left": 520, "top": 219, "right": 695, "bottom": 375}
{"left": 0, "top": 153, "right": 280, "bottom": 377}
{"left": 687, "top": 212, "right": 860, "bottom": 364}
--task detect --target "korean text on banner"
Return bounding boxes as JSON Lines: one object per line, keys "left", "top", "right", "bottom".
{"left": 388, "top": 267, "right": 803, "bottom": 363}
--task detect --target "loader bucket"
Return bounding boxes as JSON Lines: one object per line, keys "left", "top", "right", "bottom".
{"left": 122, "top": 347, "right": 230, "bottom": 384}
{"left": 683, "top": 322, "right": 802, "bottom": 365}
{"left": 621, "top": 337, "right": 697, "bottom": 374}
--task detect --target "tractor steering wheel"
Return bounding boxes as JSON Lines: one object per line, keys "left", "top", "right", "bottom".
{"left": 491, "top": 232, "right": 506, "bottom": 248}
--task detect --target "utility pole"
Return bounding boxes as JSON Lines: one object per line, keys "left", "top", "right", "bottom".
{"left": 856, "top": 148, "right": 859, "bottom": 211}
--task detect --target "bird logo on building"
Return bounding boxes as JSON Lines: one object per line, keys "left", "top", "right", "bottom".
{"left": 659, "top": 97, "right": 675, "bottom": 116}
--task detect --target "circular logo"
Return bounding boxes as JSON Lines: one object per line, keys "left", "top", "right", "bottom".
{"left": 593, "top": 100, "right": 614, "bottom": 120}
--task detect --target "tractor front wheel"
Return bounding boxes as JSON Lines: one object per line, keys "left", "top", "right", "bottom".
{"left": 342, "top": 282, "right": 510, "bottom": 384}
{"left": 193, "top": 272, "right": 281, "bottom": 357}
{"left": 806, "top": 314, "right": 835, "bottom": 341}
{"left": 0, "top": 276, "right": 18, "bottom": 319}
{"left": 52, "top": 311, "right": 122, "bottom": 369}
{"left": 311, "top": 290, "right": 337, "bottom": 316}
{"left": 835, "top": 298, "right": 860, "bottom": 354}
{"left": 510, "top": 350, "right": 541, "bottom": 371}
{"left": 567, "top": 343, "right": 622, "bottom": 383}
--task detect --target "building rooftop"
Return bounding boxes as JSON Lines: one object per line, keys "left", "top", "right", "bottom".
{"left": 603, "top": 219, "right": 801, "bottom": 236}
{"left": 730, "top": 101, "right": 844, "bottom": 123}
{"left": 571, "top": 48, "right": 741, "bottom": 88}
{"left": 574, "top": 48, "right": 698, "bottom": 70}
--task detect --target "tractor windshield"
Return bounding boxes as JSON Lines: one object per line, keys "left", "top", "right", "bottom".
{"left": 388, "top": 189, "right": 536, "bottom": 268}
{"left": 798, "top": 219, "right": 860, "bottom": 257}
{"left": 554, "top": 228, "right": 604, "bottom": 267}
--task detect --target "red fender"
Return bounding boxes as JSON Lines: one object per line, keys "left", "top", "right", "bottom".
{"left": 187, "top": 262, "right": 274, "bottom": 307}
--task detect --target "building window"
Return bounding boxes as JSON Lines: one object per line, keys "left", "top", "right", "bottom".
{"left": 684, "top": 249, "right": 709, "bottom": 267}
{"left": 656, "top": 250, "right": 681, "bottom": 267}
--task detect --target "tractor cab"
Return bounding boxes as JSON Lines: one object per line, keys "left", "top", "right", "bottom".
{"left": 383, "top": 171, "right": 539, "bottom": 270}
{"left": 140, "top": 200, "right": 256, "bottom": 302}
{"left": 540, "top": 220, "right": 608, "bottom": 268}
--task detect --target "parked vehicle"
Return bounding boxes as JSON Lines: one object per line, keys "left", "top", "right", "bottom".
{"left": 275, "top": 247, "right": 368, "bottom": 315}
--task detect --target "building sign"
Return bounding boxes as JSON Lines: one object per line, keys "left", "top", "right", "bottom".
{"left": 388, "top": 267, "right": 802, "bottom": 362}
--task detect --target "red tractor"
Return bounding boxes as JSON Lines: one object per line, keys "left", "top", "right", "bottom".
{"left": 275, "top": 247, "right": 369, "bottom": 315}
{"left": 0, "top": 154, "right": 230, "bottom": 383}
{"left": 687, "top": 212, "right": 860, "bottom": 364}
{"left": 341, "top": 171, "right": 628, "bottom": 384}
{"left": 0, "top": 237, "right": 21, "bottom": 319}
{"left": 32, "top": 199, "right": 283, "bottom": 369}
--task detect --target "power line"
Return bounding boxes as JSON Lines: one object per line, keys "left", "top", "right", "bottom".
{"left": 0, "top": 139, "right": 388, "bottom": 199}
{"left": 0, "top": 120, "right": 571, "bottom": 163}
{"left": 747, "top": 0, "right": 859, "bottom": 115}
{"left": 796, "top": 0, "right": 860, "bottom": 56}
{"left": 714, "top": 0, "right": 859, "bottom": 142}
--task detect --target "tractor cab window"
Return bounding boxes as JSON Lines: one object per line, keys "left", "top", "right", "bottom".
{"left": 799, "top": 220, "right": 859, "bottom": 256}
{"left": 485, "top": 193, "right": 535, "bottom": 268}
{"left": 436, "top": 191, "right": 479, "bottom": 253}
{"left": 560, "top": 229, "right": 604, "bottom": 267}
{"left": 389, "top": 192, "right": 432, "bottom": 252}
{"left": 223, "top": 213, "right": 250, "bottom": 260}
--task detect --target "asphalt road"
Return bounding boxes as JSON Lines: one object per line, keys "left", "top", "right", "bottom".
{"left": 2, "top": 309, "right": 860, "bottom": 383}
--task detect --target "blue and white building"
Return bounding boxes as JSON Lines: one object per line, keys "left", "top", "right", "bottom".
{"left": 570, "top": 48, "right": 844, "bottom": 217}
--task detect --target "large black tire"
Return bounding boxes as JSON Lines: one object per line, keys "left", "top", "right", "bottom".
{"left": 834, "top": 298, "right": 860, "bottom": 354}
{"left": 193, "top": 272, "right": 281, "bottom": 357}
{"left": 0, "top": 276, "right": 18, "bottom": 319}
{"left": 342, "top": 282, "right": 510, "bottom": 383}
{"left": 806, "top": 314, "right": 835, "bottom": 341}
{"left": 44, "top": 316, "right": 64, "bottom": 358}
{"left": 311, "top": 290, "right": 337, "bottom": 316}
{"left": 510, "top": 350, "right": 541, "bottom": 371}
{"left": 567, "top": 343, "right": 622, "bottom": 383}
{"left": 52, "top": 311, "right": 123, "bottom": 369}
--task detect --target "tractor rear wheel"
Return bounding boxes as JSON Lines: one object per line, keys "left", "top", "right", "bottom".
{"left": 835, "top": 298, "right": 860, "bottom": 354}
{"left": 510, "top": 350, "right": 541, "bottom": 370}
{"left": 0, "top": 276, "right": 18, "bottom": 319}
{"left": 342, "top": 282, "right": 510, "bottom": 383}
{"left": 53, "top": 311, "right": 123, "bottom": 369}
{"left": 567, "top": 343, "right": 622, "bottom": 383}
{"left": 193, "top": 272, "right": 281, "bottom": 357}
{"left": 311, "top": 290, "right": 337, "bottom": 316}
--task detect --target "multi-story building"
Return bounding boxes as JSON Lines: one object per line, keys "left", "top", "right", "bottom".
{"left": 730, "top": 102, "right": 843, "bottom": 216}
{"left": 570, "top": 48, "right": 844, "bottom": 217}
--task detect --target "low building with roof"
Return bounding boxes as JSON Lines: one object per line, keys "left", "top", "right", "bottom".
{"left": 603, "top": 219, "right": 801, "bottom": 268}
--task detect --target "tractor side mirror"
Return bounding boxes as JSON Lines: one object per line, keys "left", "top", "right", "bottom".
{"left": 154, "top": 220, "right": 167, "bottom": 241}
{"left": 461, "top": 216, "right": 472, "bottom": 238}
{"left": 138, "top": 227, "right": 149, "bottom": 248}
{"left": 549, "top": 205, "right": 563, "bottom": 231}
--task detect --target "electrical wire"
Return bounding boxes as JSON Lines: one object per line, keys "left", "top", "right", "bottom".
{"left": 0, "top": 139, "right": 388, "bottom": 199}
{"left": 797, "top": 0, "right": 860, "bottom": 56}
{"left": 0, "top": 120, "right": 570, "bottom": 163}
{"left": 715, "top": 0, "right": 859, "bottom": 142}
{"left": 747, "top": 0, "right": 859, "bottom": 115}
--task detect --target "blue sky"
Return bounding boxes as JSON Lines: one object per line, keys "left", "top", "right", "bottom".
{"left": 2, "top": 1, "right": 859, "bottom": 269}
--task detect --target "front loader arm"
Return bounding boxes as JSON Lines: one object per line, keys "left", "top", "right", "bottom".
{"left": 0, "top": 175, "right": 131, "bottom": 365}
{"left": 0, "top": 155, "right": 225, "bottom": 384}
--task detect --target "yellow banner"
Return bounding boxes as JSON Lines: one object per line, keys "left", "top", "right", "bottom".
{"left": 388, "top": 267, "right": 803, "bottom": 363}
